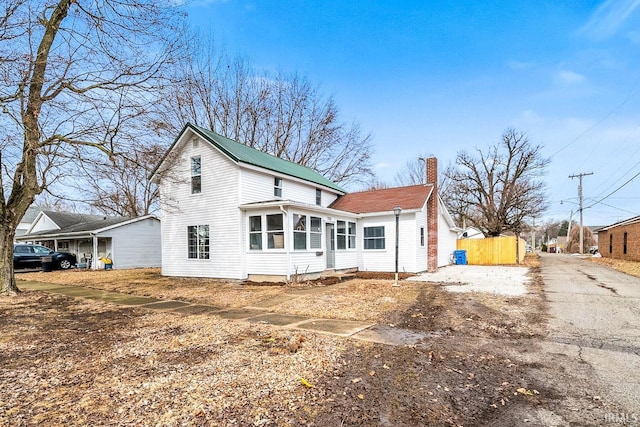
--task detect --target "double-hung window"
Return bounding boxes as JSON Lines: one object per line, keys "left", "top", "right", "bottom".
{"left": 293, "top": 214, "right": 307, "bottom": 250}
{"left": 420, "top": 227, "right": 425, "bottom": 247}
{"left": 191, "top": 156, "right": 201, "bottom": 194}
{"left": 315, "top": 189, "right": 322, "bottom": 206}
{"left": 364, "top": 226, "right": 385, "bottom": 249}
{"left": 267, "top": 214, "right": 284, "bottom": 249}
{"left": 310, "top": 217, "right": 322, "bottom": 249}
{"left": 249, "top": 216, "right": 262, "bottom": 250}
{"left": 274, "top": 177, "right": 283, "bottom": 197}
{"left": 337, "top": 221, "right": 347, "bottom": 249}
{"left": 347, "top": 222, "right": 356, "bottom": 249}
{"left": 337, "top": 220, "right": 356, "bottom": 249}
{"left": 188, "top": 225, "right": 209, "bottom": 259}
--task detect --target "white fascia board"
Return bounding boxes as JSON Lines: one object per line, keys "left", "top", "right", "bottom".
{"left": 357, "top": 208, "right": 422, "bottom": 218}
{"left": 92, "top": 215, "right": 159, "bottom": 234}
{"left": 239, "top": 200, "right": 358, "bottom": 218}
{"left": 25, "top": 211, "right": 61, "bottom": 235}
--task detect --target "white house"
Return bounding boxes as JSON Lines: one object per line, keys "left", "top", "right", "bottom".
{"left": 16, "top": 210, "right": 161, "bottom": 269}
{"left": 150, "top": 123, "right": 459, "bottom": 281}
{"left": 458, "top": 226, "right": 485, "bottom": 239}
{"left": 16, "top": 206, "right": 41, "bottom": 238}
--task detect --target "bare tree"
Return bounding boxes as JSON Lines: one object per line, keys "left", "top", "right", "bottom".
{"left": 394, "top": 156, "right": 429, "bottom": 186}
{"left": 444, "top": 129, "right": 548, "bottom": 236}
{"left": 70, "top": 143, "right": 165, "bottom": 217}
{"left": 566, "top": 226, "right": 596, "bottom": 254}
{"left": 160, "top": 39, "right": 374, "bottom": 187}
{"left": 0, "top": 0, "right": 185, "bottom": 294}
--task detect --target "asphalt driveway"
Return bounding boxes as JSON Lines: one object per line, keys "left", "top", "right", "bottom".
{"left": 539, "top": 252, "right": 640, "bottom": 416}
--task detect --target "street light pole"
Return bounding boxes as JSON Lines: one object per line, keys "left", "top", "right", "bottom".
{"left": 393, "top": 206, "right": 402, "bottom": 287}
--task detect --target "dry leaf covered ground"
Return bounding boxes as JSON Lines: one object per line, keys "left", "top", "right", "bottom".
{"left": 1, "top": 254, "right": 633, "bottom": 426}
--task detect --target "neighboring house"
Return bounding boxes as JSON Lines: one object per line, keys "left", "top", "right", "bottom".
{"left": 16, "top": 206, "right": 42, "bottom": 238}
{"left": 587, "top": 225, "right": 605, "bottom": 247}
{"left": 15, "top": 210, "right": 161, "bottom": 269}
{"left": 597, "top": 215, "right": 640, "bottom": 261}
{"left": 556, "top": 236, "right": 567, "bottom": 253}
{"left": 150, "top": 123, "right": 459, "bottom": 281}
{"left": 458, "top": 226, "right": 485, "bottom": 239}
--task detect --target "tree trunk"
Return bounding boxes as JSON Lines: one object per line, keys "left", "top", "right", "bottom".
{"left": 0, "top": 225, "right": 18, "bottom": 294}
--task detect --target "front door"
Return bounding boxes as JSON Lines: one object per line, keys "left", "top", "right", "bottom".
{"left": 325, "top": 223, "right": 335, "bottom": 269}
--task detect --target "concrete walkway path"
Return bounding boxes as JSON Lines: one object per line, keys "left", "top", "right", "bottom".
{"left": 18, "top": 280, "right": 428, "bottom": 346}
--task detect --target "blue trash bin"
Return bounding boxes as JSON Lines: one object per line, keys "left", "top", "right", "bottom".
{"left": 454, "top": 250, "right": 467, "bottom": 265}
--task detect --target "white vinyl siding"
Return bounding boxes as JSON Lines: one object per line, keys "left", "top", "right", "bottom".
{"left": 159, "top": 134, "right": 243, "bottom": 279}
{"left": 238, "top": 167, "right": 342, "bottom": 207}
{"left": 101, "top": 218, "right": 162, "bottom": 269}
{"left": 438, "top": 203, "right": 459, "bottom": 267}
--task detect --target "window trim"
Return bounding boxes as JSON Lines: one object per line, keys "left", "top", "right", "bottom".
{"left": 188, "top": 225, "right": 209, "bottom": 260}
{"left": 310, "top": 216, "right": 322, "bottom": 249}
{"left": 420, "top": 226, "right": 425, "bottom": 247}
{"left": 315, "top": 188, "right": 322, "bottom": 206}
{"left": 293, "top": 214, "right": 307, "bottom": 250}
{"left": 249, "top": 215, "right": 262, "bottom": 250}
{"left": 363, "top": 226, "right": 385, "bottom": 250}
{"left": 347, "top": 221, "right": 356, "bottom": 249}
{"left": 274, "top": 177, "right": 283, "bottom": 198}
{"left": 266, "top": 213, "right": 285, "bottom": 249}
{"left": 190, "top": 156, "right": 201, "bottom": 194}
{"left": 337, "top": 220, "right": 347, "bottom": 250}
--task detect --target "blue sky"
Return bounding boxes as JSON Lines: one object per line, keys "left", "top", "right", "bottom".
{"left": 186, "top": 0, "right": 640, "bottom": 227}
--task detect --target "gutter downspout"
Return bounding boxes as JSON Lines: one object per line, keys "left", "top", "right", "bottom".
{"left": 280, "top": 205, "right": 290, "bottom": 281}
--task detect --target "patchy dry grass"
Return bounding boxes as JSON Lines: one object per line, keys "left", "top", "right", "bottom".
{"left": 589, "top": 256, "right": 640, "bottom": 278}
{"left": 17, "top": 269, "right": 421, "bottom": 322}
{"left": 3, "top": 262, "right": 558, "bottom": 426}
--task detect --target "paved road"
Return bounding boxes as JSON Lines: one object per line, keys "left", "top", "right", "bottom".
{"left": 539, "top": 252, "right": 640, "bottom": 415}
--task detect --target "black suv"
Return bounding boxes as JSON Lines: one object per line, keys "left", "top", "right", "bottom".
{"left": 13, "top": 244, "right": 77, "bottom": 270}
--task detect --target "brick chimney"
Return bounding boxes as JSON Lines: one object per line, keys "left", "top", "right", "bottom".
{"left": 426, "top": 157, "right": 438, "bottom": 272}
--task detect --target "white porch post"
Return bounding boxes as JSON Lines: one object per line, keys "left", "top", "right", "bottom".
{"left": 92, "top": 234, "right": 98, "bottom": 270}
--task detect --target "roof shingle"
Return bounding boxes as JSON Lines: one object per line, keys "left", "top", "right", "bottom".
{"left": 329, "top": 184, "right": 434, "bottom": 214}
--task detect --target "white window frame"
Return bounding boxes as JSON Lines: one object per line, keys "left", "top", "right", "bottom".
{"left": 363, "top": 226, "right": 385, "bottom": 250}
{"left": 293, "top": 214, "right": 307, "bottom": 250}
{"left": 249, "top": 216, "right": 262, "bottom": 250}
{"left": 420, "top": 226, "right": 425, "bottom": 247}
{"left": 348, "top": 221, "right": 356, "bottom": 249}
{"left": 310, "top": 216, "right": 322, "bottom": 249}
{"left": 267, "top": 214, "right": 284, "bottom": 249}
{"left": 337, "top": 220, "right": 347, "bottom": 250}
{"left": 191, "top": 156, "right": 201, "bottom": 194}
{"left": 188, "top": 225, "right": 209, "bottom": 259}
{"left": 274, "top": 177, "right": 283, "bottom": 198}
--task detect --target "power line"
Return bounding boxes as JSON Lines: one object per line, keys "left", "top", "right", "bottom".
{"left": 585, "top": 169, "right": 640, "bottom": 210}
{"left": 549, "top": 87, "right": 640, "bottom": 159}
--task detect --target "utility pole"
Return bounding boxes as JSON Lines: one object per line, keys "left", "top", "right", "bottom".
{"left": 569, "top": 172, "right": 593, "bottom": 254}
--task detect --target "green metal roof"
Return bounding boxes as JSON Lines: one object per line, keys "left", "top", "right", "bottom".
{"left": 189, "top": 124, "right": 345, "bottom": 193}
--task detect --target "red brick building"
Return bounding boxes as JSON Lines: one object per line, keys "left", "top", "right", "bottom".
{"left": 598, "top": 216, "right": 640, "bottom": 261}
